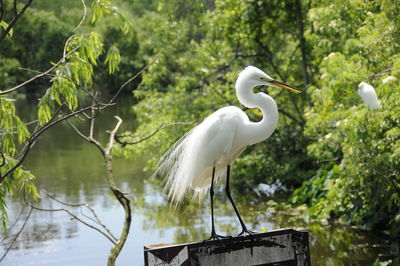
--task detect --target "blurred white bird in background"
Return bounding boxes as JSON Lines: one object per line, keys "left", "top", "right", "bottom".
{"left": 382, "top": 76, "right": 396, "bottom": 84}
{"left": 358, "top": 81, "right": 380, "bottom": 109}
{"left": 155, "top": 66, "right": 300, "bottom": 239}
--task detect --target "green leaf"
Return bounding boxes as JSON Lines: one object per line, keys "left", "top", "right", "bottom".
{"left": 105, "top": 45, "right": 121, "bottom": 74}
{"left": 0, "top": 21, "right": 13, "bottom": 38}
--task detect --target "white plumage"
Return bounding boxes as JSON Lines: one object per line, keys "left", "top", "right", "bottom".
{"left": 155, "top": 66, "right": 300, "bottom": 207}
{"left": 358, "top": 81, "right": 380, "bottom": 109}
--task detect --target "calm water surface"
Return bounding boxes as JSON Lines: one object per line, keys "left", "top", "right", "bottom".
{"left": 0, "top": 98, "right": 393, "bottom": 265}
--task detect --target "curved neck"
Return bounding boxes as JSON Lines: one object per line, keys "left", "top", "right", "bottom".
{"left": 236, "top": 77, "right": 279, "bottom": 145}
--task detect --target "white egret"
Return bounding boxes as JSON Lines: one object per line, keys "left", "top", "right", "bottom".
{"left": 155, "top": 66, "right": 300, "bottom": 239}
{"left": 382, "top": 76, "right": 396, "bottom": 84}
{"left": 358, "top": 82, "right": 380, "bottom": 109}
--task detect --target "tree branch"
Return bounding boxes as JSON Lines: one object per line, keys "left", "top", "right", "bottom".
{"left": 42, "top": 190, "right": 118, "bottom": 242}
{"left": 0, "top": 0, "right": 34, "bottom": 42}
{"left": 0, "top": 206, "right": 33, "bottom": 263}
{"left": 107, "top": 56, "right": 158, "bottom": 104}
{"left": 0, "top": 45, "right": 79, "bottom": 95}
{"left": 0, "top": 103, "right": 108, "bottom": 183}
{"left": 115, "top": 122, "right": 191, "bottom": 147}
{"left": 0, "top": 0, "right": 5, "bottom": 22}
{"left": 23, "top": 191, "right": 117, "bottom": 245}
{"left": 254, "top": 38, "right": 285, "bottom": 81}
{"left": 278, "top": 109, "right": 303, "bottom": 125}
{"left": 72, "top": 0, "right": 87, "bottom": 32}
{"left": 0, "top": 151, "right": 5, "bottom": 168}
{"left": 106, "top": 116, "right": 123, "bottom": 155}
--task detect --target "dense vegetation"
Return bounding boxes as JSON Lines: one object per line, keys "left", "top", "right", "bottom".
{"left": 117, "top": 0, "right": 400, "bottom": 240}
{"left": 1, "top": 0, "right": 399, "bottom": 258}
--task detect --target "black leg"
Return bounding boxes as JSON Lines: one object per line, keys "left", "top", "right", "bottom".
{"left": 205, "top": 167, "right": 228, "bottom": 241}
{"left": 225, "top": 165, "right": 255, "bottom": 236}
{"left": 210, "top": 166, "right": 216, "bottom": 236}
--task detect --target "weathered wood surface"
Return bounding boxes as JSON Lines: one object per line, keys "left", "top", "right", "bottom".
{"left": 144, "top": 228, "right": 311, "bottom": 266}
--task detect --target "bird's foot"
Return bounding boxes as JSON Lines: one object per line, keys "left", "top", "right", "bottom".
{"left": 237, "top": 227, "right": 256, "bottom": 237}
{"left": 204, "top": 232, "right": 231, "bottom": 241}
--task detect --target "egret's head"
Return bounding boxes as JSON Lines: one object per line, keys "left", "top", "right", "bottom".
{"left": 238, "top": 66, "right": 300, "bottom": 93}
{"left": 357, "top": 81, "right": 371, "bottom": 95}
{"left": 358, "top": 81, "right": 367, "bottom": 90}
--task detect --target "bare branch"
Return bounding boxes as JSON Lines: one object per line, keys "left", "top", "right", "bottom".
{"left": 23, "top": 192, "right": 117, "bottom": 245}
{"left": 107, "top": 56, "right": 158, "bottom": 104}
{"left": 89, "top": 108, "right": 96, "bottom": 139}
{"left": 1, "top": 205, "right": 27, "bottom": 242}
{"left": 18, "top": 66, "right": 101, "bottom": 121}
{"left": 278, "top": 109, "right": 303, "bottom": 125}
{"left": 106, "top": 116, "right": 123, "bottom": 155}
{"left": 13, "top": 0, "right": 17, "bottom": 15}
{"left": 66, "top": 120, "right": 91, "bottom": 142}
{"left": 66, "top": 119, "right": 105, "bottom": 156}
{"left": 72, "top": 0, "right": 87, "bottom": 32}
{"left": 42, "top": 190, "right": 118, "bottom": 241}
{"left": 0, "top": 0, "right": 5, "bottom": 22}
{"left": 0, "top": 103, "right": 109, "bottom": 183}
{"left": 0, "top": 45, "right": 79, "bottom": 95}
{"left": 81, "top": 205, "right": 118, "bottom": 242}
{"left": 1, "top": 58, "right": 148, "bottom": 183}
{"left": 115, "top": 122, "right": 191, "bottom": 147}
{"left": 0, "top": 0, "right": 34, "bottom": 42}
{"left": 254, "top": 38, "right": 285, "bottom": 81}
{"left": 0, "top": 206, "right": 33, "bottom": 263}
{"left": 0, "top": 151, "right": 5, "bottom": 168}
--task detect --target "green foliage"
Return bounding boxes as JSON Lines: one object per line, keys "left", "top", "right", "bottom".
{"left": 105, "top": 46, "right": 121, "bottom": 74}
{"left": 1, "top": 0, "right": 399, "bottom": 242}
{"left": 0, "top": 98, "right": 30, "bottom": 155}
{"left": 0, "top": 154, "right": 39, "bottom": 229}
{"left": 291, "top": 0, "right": 400, "bottom": 237}
{"left": 0, "top": 21, "right": 13, "bottom": 38}
{"left": 0, "top": 0, "right": 130, "bottom": 228}
{"left": 118, "top": 0, "right": 313, "bottom": 192}
{"left": 119, "top": 0, "right": 400, "bottom": 238}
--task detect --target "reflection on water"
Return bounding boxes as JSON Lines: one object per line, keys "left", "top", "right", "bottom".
{"left": 1, "top": 98, "right": 394, "bottom": 265}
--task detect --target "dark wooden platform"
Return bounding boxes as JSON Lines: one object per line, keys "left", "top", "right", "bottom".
{"left": 144, "top": 228, "right": 311, "bottom": 266}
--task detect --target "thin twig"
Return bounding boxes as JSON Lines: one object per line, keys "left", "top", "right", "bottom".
{"left": 24, "top": 192, "right": 117, "bottom": 245}
{"left": 0, "top": 103, "right": 109, "bottom": 183}
{"left": 0, "top": 46, "right": 79, "bottom": 95}
{"left": 42, "top": 190, "right": 118, "bottom": 241}
{"left": 63, "top": 34, "right": 79, "bottom": 59}
{"left": 107, "top": 56, "right": 158, "bottom": 104}
{"left": 18, "top": 66, "right": 100, "bottom": 121}
{"left": 72, "top": 0, "right": 87, "bottom": 32}
{"left": 0, "top": 207, "right": 33, "bottom": 263}
{"left": 82, "top": 205, "right": 118, "bottom": 241}
{"left": 0, "top": 151, "right": 5, "bottom": 168}
{"left": 0, "top": 0, "right": 33, "bottom": 42}
{"left": 13, "top": 0, "right": 17, "bottom": 16}
{"left": 115, "top": 122, "right": 192, "bottom": 147}
{"left": 66, "top": 119, "right": 105, "bottom": 156}
{"left": 66, "top": 120, "right": 91, "bottom": 142}
{"left": 0, "top": 205, "right": 27, "bottom": 241}
{"left": 0, "top": 0, "right": 5, "bottom": 22}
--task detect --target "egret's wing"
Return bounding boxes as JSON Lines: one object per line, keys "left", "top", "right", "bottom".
{"left": 157, "top": 106, "right": 244, "bottom": 205}
{"left": 358, "top": 83, "right": 380, "bottom": 109}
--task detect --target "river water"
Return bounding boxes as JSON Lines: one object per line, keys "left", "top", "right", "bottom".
{"left": 0, "top": 97, "right": 394, "bottom": 265}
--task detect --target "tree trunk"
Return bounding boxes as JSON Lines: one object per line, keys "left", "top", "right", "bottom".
{"left": 294, "top": 0, "right": 310, "bottom": 87}
{"left": 105, "top": 154, "right": 132, "bottom": 266}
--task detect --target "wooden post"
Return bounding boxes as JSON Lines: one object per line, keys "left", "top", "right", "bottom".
{"left": 144, "top": 228, "right": 311, "bottom": 266}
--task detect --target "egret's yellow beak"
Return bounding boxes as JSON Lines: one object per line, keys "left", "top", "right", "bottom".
{"left": 270, "top": 80, "right": 301, "bottom": 93}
